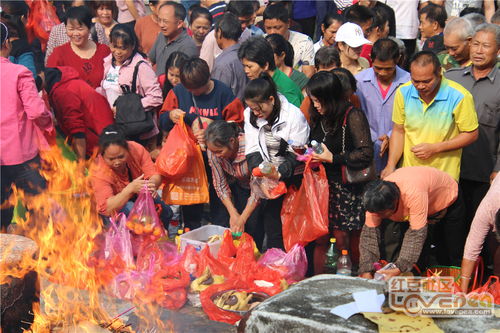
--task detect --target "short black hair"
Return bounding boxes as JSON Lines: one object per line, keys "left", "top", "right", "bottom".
{"left": 263, "top": 2, "right": 289, "bottom": 23}
{"left": 314, "top": 46, "right": 341, "bottom": 70}
{"left": 321, "top": 13, "right": 346, "bottom": 30}
{"left": 410, "top": 50, "right": 441, "bottom": 76}
{"left": 371, "top": 5, "right": 390, "bottom": 32}
{"left": 371, "top": 38, "right": 400, "bottom": 62}
{"left": 204, "top": 120, "right": 241, "bottom": 148}
{"left": 162, "top": 51, "right": 189, "bottom": 98}
{"left": 238, "top": 36, "right": 276, "bottom": 71}
{"left": 226, "top": 0, "right": 256, "bottom": 18}
{"left": 180, "top": 57, "right": 210, "bottom": 89}
{"left": 98, "top": 125, "right": 128, "bottom": 155}
{"left": 344, "top": 4, "right": 374, "bottom": 26}
{"left": 419, "top": 3, "right": 447, "bottom": 29}
{"left": 363, "top": 179, "right": 401, "bottom": 213}
{"left": 189, "top": 6, "right": 212, "bottom": 25}
{"left": 65, "top": 5, "right": 93, "bottom": 29}
{"left": 215, "top": 12, "right": 242, "bottom": 41}
{"left": 159, "top": 1, "right": 187, "bottom": 21}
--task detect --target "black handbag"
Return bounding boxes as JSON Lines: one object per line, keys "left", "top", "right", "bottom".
{"left": 341, "top": 106, "right": 376, "bottom": 184}
{"left": 114, "top": 60, "right": 155, "bottom": 138}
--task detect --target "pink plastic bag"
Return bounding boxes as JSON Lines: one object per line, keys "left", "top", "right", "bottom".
{"left": 127, "top": 186, "right": 166, "bottom": 255}
{"left": 104, "top": 213, "right": 135, "bottom": 268}
{"left": 257, "top": 244, "right": 307, "bottom": 283}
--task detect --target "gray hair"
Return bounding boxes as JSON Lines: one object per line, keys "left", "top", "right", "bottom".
{"left": 443, "top": 17, "right": 474, "bottom": 40}
{"left": 204, "top": 120, "right": 240, "bottom": 148}
{"left": 463, "top": 13, "right": 486, "bottom": 28}
{"left": 474, "top": 23, "right": 500, "bottom": 48}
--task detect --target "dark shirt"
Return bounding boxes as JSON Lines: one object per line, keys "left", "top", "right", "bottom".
{"left": 423, "top": 33, "right": 445, "bottom": 54}
{"left": 208, "top": 1, "right": 226, "bottom": 25}
{"left": 149, "top": 29, "right": 199, "bottom": 75}
{"left": 212, "top": 43, "right": 248, "bottom": 101}
{"left": 445, "top": 65, "right": 500, "bottom": 182}
{"left": 309, "top": 107, "right": 374, "bottom": 182}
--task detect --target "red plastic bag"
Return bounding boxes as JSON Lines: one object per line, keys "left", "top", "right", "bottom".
{"left": 25, "top": 0, "right": 60, "bottom": 52}
{"left": 468, "top": 276, "right": 500, "bottom": 305}
{"left": 281, "top": 161, "right": 329, "bottom": 251}
{"left": 156, "top": 115, "right": 196, "bottom": 178}
{"left": 150, "top": 263, "right": 190, "bottom": 310}
{"left": 200, "top": 281, "right": 250, "bottom": 324}
{"left": 136, "top": 241, "right": 180, "bottom": 272}
{"left": 250, "top": 175, "right": 287, "bottom": 200}
{"left": 258, "top": 244, "right": 307, "bottom": 283}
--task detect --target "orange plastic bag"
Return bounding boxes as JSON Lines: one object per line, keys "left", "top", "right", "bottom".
{"left": 161, "top": 135, "right": 209, "bottom": 206}
{"left": 156, "top": 115, "right": 196, "bottom": 178}
{"left": 281, "top": 160, "right": 329, "bottom": 251}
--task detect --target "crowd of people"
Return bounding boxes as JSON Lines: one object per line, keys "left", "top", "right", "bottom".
{"left": 1, "top": 0, "right": 499, "bottom": 291}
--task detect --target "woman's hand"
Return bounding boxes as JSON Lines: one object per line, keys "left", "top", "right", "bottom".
{"left": 125, "top": 174, "right": 146, "bottom": 196}
{"left": 169, "top": 109, "right": 185, "bottom": 123}
{"left": 229, "top": 211, "right": 245, "bottom": 233}
{"left": 311, "top": 143, "right": 333, "bottom": 163}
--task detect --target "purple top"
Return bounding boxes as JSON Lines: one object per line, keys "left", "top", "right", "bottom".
{"left": 355, "top": 66, "right": 410, "bottom": 173}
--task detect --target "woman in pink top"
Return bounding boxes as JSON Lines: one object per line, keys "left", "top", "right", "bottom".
{"left": 0, "top": 23, "right": 54, "bottom": 231}
{"left": 461, "top": 174, "right": 500, "bottom": 292}
{"left": 99, "top": 24, "right": 163, "bottom": 151}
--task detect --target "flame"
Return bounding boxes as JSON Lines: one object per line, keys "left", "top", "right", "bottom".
{"left": 1, "top": 146, "right": 173, "bottom": 332}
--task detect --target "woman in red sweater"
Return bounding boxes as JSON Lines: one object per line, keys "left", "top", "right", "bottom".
{"left": 47, "top": 6, "right": 110, "bottom": 88}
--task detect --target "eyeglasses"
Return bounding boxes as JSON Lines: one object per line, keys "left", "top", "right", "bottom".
{"left": 158, "top": 18, "right": 179, "bottom": 25}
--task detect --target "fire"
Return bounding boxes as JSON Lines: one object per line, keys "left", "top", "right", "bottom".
{"left": 0, "top": 145, "right": 173, "bottom": 332}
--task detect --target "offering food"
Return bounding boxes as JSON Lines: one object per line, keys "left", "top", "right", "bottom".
{"left": 191, "top": 267, "right": 225, "bottom": 292}
{"left": 214, "top": 290, "right": 254, "bottom": 312}
{"left": 126, "top": 214, "right": 162, "bottom": 239}
{"left": 207, "top": 235, "right": 222, "bottom": 244}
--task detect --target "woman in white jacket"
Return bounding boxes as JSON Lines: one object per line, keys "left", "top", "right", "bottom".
{"left": 244, "top": 73, "right": 310, "bottom": 250}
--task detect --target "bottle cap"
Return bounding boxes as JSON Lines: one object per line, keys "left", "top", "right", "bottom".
{"left": 311, "top": 140, "right": 318, "bottom": 146}
{"left": 342, "top": 249, "right": 348, "bottom": 255}
{"left": 177, "top": 230, "right": 183, "bottom": 235}
{"left": 330, "top": 238, "right": 336, "bottom": 243}
{"left": 184, "top": 228, "right": 190, "bottom": 233}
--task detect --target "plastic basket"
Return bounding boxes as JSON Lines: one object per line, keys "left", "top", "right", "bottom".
{"left": 179, "top": 225, "right": 229, "bottom": 258}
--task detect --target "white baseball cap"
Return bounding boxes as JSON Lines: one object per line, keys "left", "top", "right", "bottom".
{"left": 335, "top": 22, "right": 371, "bottom": 48}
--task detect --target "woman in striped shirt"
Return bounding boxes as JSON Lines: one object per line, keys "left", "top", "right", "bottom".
{"left": 205, "top": 120, "right": 264, "bottom": 249}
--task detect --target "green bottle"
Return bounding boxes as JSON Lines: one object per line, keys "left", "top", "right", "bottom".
{"left": 324, "top": 238, "right": 340, "bottom": 274}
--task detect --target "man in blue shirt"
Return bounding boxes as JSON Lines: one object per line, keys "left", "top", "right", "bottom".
{"left": 356, "top": 38, "right": 410, "bottom": 174}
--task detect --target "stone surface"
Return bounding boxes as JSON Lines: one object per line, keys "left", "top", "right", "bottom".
{"left": 243, "top": 274, "right": 500, "bottom": 333}
{"left": 0, "top": 233, "right": 38, "bottom": 266}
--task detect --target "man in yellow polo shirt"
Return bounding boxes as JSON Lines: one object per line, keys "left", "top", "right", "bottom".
{"left": 381, "top": 51, "right": 478, "bottom": 181}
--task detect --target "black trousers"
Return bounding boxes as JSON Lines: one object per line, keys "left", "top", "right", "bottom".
{"left": 459, "top": 178, "right": 490, "bottom": 232}
{"left": 1, "top": 156, "right": 46, "bottom": 229}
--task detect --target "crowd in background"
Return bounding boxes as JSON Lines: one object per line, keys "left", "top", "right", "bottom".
{"left": 1, "top": 0, "right": 499, "bottom": 290}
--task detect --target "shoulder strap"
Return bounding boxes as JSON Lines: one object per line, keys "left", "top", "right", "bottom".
{"left": 131, "top": 60, "right": 146, "bottom": 93}
{"left": 341, "top": 106, "right": 354, "bottom": 154}
{"left": 342, "top": 105, "right": 354, "bottom": 127}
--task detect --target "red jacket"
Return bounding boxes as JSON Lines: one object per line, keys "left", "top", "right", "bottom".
{"left": 48, "top": 66, "right": 114, "bottom": 156}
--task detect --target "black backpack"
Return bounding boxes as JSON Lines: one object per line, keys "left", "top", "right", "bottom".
{"left": 114, "top": 60, "right": 155, "bottom": 139}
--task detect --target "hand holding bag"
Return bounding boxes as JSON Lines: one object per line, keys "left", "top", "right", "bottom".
{"left": 114, "top": 60, "right": 155, "bottom": 138}
{"left": 341, "top": 107, "right": 376, "bottom": 184}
